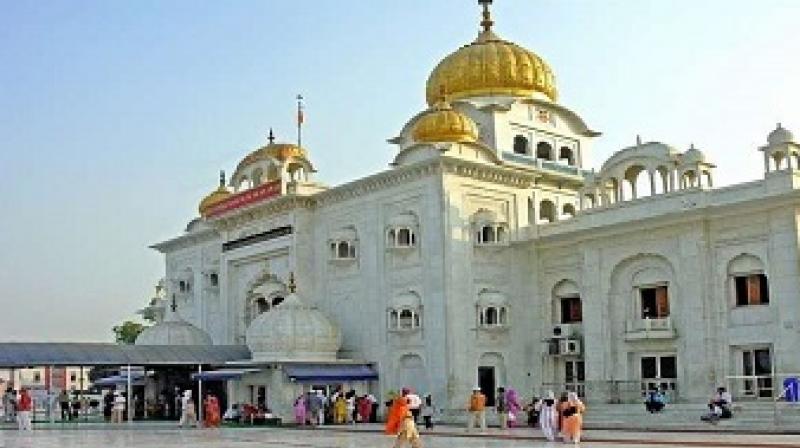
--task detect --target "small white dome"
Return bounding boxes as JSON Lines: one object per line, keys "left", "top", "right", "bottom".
{"left": 768, "top": 123, "right": 794, "bottom": 145}
{"left": 683, "top": 144, "right": 706, "bottom": 163}
{"left": 135, "top": 306, "right": 212, "bottom": 346}
{"left": 246, "top": 292, "right": 341, "bottom": 362}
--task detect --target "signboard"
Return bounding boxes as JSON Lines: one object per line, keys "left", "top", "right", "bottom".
{"left": 207, "top": 180, "right": 282, "bottom": 218}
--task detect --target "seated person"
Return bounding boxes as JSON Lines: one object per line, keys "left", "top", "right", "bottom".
{"left": 702, "top": 387, "right": 733, "bottom": 421}
{"left": 644, "top": 388, "right": 666, "bottom": 413}
{"left": 223, "top": 404, "right": 241, "bottom": 422}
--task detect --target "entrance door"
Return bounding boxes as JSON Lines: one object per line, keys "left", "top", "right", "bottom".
{"left": 640, "top": 354, "right": 677, "bottom": 400}
{"left": 478, "top": 366, "right": 496, "bottom": 407}
{"left": 564, "top": 360, "right": 586, "bottom": 397}
{"left": 742, "top": 347, "right": 772, "bottom": 398}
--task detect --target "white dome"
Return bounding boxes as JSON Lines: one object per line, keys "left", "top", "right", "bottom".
{"left": 683, "top": 144, "right": 705, "bottom": 163}
{"left": 135, "top": 307, "right": 212, "bottom": 346}
{"left": 246, "top": 292, "right": 341, "bottom": 362}
{"left": 768, "top": 124, "right": 794, "bottom": 145}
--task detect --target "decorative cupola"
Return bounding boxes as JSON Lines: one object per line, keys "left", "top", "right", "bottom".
{"left": 198, "top": 171, "right": 232, "bottom": 218}
{"left": 135, "top": 295, "right": 213, "bottom": 346}
{"left": 677, "top": 143, "right": 715, "bottom": 189}
{"left": 411, "top": 94, "right": 479, "bottom": 144}
{"left": 245, "top": 273, "right": 342, "bottom": 362}
{"left": 761, "top": 123, "right": 799, "bottom": 173}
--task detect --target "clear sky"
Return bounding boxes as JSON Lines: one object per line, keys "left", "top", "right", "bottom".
{"left": 1, "top": 0, "right": 798, "bottom": 342}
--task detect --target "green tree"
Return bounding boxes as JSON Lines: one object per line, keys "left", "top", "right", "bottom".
{"left": 112, "top": 320, "right": 147, "bottom": 345}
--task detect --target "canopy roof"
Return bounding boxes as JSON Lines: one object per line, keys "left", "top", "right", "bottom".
{"left": 0, "top": 343, "right": 251, "bottom": 367}
{"left": 284, "top": 364, "right": 378, "bottom": 383}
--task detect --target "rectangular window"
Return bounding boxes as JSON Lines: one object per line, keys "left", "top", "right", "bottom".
{"left": 565, "top": 360, "right": 585, "bottom": 383}
{"left": 741, "top": 347, "right": 773, "bottom": 398}
{"left": 735, "top": 274, "right": 769, "bottom": 306}
{"left": 560, "top": 296, "right": 582, "bottom": 323}
{"left": 640, "top": 286, "right": 669, "bottom": 319}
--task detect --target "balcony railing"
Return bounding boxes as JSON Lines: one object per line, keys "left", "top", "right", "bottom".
{"left": 625, "top": 317, "right": 676, "bottom": 340}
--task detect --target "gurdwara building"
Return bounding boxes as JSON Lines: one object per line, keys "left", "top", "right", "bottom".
{"left": 142, "top": 2, "right": 800, "bottom": 413}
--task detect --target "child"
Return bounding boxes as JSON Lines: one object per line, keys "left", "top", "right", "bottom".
{"left": 393, "top": 410, "right": 422, "bottom": 448}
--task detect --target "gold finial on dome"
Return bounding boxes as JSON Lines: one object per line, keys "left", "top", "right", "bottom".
{"left": 267, "top": 127, "right": 276, "bottom": 144}
{"left": 198, "top": 170, "right": 232, "bottom": 217}
{"left": 479, "top": 0, "right": 494, "bottom": 35}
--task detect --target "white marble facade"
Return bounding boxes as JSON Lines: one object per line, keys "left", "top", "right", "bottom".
{"left": 148, "top": 5, "right": 800, "bottom": 411}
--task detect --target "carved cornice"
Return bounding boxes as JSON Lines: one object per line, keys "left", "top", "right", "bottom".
{"left": 197, "top": 157, "right": 536, "bottom": 233}
{"left": 209, "top": 195, "right": 314, "bottom": 232}
{"left": 150, "top": 228, "right": 219, "bottom": 253}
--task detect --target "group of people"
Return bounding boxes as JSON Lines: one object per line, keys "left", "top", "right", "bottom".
{"left": 467, "top": 387, "right": 586, "bottom": 444}
{"left": 293, "top": 388, "right": 380, "bottom": 426}
{"left": 2, "top": 387, "right": 33, "bottom": 431}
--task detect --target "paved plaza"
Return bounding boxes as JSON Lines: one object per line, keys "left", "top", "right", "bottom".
{"left": 2, "top": 425, "right": 800, "bottom": 448}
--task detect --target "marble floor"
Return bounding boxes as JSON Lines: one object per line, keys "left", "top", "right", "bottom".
{"left": 1, "top": 425, "right": 800, "bottom": 448}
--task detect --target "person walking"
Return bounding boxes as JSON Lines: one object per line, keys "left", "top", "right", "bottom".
{"left": 385, "top": 392, "right": 409, "bottom": 436}
{"left": 203, "top": 393, "right": 221, "bottom": 428}
{"left": 293, "top": 394, "right": 306, "bottom": 426}
{"left": 466, "top": 387, "right": 486, "bottom": 431}
{"left": 495, "top": 387, "right": 508, "bottom": 429}
{"left": 59, "top": 390, "right": 70, "bottom": 421}
{"left": 536, "top": 391, "right": 558, "bottom": 442}
{"left": 179, "top": 390, "right": 197, "bottom": 428}
{"left": 420, "top": 394, "right": 434, "bottom": 430}
{"left": 16, "top": 388, "right": 32, "bottom": 431}
{"left": 392, "top": 410, "right": 422, "bottom": 448}
{"left": 505, "top": 388, "right": 521, "bottom": 427}
{"left": 111, "top": 391, "right": 126, "bottom": 423}
{"left": 406, "top": 389, "right": 421, "bottom": 423}
{"left": 2, "top": 388, "right": 15, "bottom": 423}
{"left": 561, "top": 392, "right": 586, "bottom": 444}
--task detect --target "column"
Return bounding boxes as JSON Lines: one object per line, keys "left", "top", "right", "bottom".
{"left": 764, "top": 151, "right": 771, "bottom": 173}
{"left": 649, "top": 170, "right": 657, "bottom": 195}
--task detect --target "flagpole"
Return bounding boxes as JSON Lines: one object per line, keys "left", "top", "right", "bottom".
{"left": 296, "top": 94, "right": 303, "bottom": 147}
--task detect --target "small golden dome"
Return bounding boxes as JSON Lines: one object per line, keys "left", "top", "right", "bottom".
{"left": 425, "top": 5, "right": 557, "bottom": 105}
{"left": 199, "top": 171, "right": 232, "bottom": 217}
{"left": 236, "top": 142, "right": 308, "bottom": 173}
{"left": 412, "top": 99, "right": 479, "bottom": 144}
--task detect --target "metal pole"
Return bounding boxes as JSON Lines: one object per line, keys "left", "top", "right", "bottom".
{"left": 80, "top": 366, "right": 85, "bottom": 422}
{"left": 197, "top": 365, "right": 203, "bottom": 426}
{"left": 48, "top": 366, "right": 54, "bottom": 424}
{"left": 127, "top": 365, "right": 132, "bottom": 424}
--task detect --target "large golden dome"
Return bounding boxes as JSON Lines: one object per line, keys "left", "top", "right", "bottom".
{"left": 199, "top": 171, "right": 232, "bottom": 217}
{"left": 412, "top": 99, "right": 478, "bottom": 144}
{"left": 425, "top": 5, "right": 557, "bottom": 105}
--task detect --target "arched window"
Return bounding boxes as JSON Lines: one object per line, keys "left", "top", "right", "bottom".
{"left": 271, "top": 296, "right": 284, "bottom": 308}
{"left": 486, "top": 307, "right": 498, "bottom": 325}
{"left": 728, "top": 254, "right": 769, "bottom": 307}
{"left": 513, "top": 135, "right": 529, "bottom": 155}
{"left": 481, "top": 226, "right": 495, "bottom": 243}
{"left": 399, "top": 309, "right": 414, "bottom": 329}
{"left": 209, "top": 273, "right": 218, "bottom": 287}
{"left": 252, "top": 168, "right": 263, "bottom": 186}
{"left": 256, "top": 297, "right": 269, "bottom": 314}
{"left": 388, "top": 227, "right": 417, "bottom": 248}
{"left": 559, "top": 146, "right": 575, "bottom": 165}
{"left": 536, "top": 142, "right": 553, "bottom": 160}
{"left": 562, "top": 203, "right": 576, "bottom": 218}
{"left": 337, "top": 241, "right": 350, "bottom": 258}
{"left": 539, "top": 200, "right": 556, "bottom": 223}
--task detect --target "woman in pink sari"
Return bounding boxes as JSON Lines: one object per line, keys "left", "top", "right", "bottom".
{"left": 203, "top": 394, "right": 221, "bottom": 428}
{"left": 294, "top": 395, "right": 306, "bottom": 425}
{"left": 505, "top": 388, "right": 522, "bottom": 427}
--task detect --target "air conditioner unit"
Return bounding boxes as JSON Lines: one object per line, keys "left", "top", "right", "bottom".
{"left": 552, "top": 324, "right": 573, "bottom": 339}
{"left": 558, "top": 338, "right": 581, "bottom": 356}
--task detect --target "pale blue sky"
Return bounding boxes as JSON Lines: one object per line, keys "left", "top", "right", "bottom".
{"left": 1, "top": 0, "right": 798, "bottom": 341}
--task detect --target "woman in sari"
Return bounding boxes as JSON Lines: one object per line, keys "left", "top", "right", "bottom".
{"left": 203, "top": 393, "right": 221, "bottom": 428}
{"left": 561, "top": 392, "right": 586, "bottom": 444}
{"left": 293, "top": 395, "right": 306, "bottom": 425}
{"left": 384, "top": 391, "right": 409, "bottom": 435}
{"left": 505, "top": 388, "right": 521, "bottom": 427}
